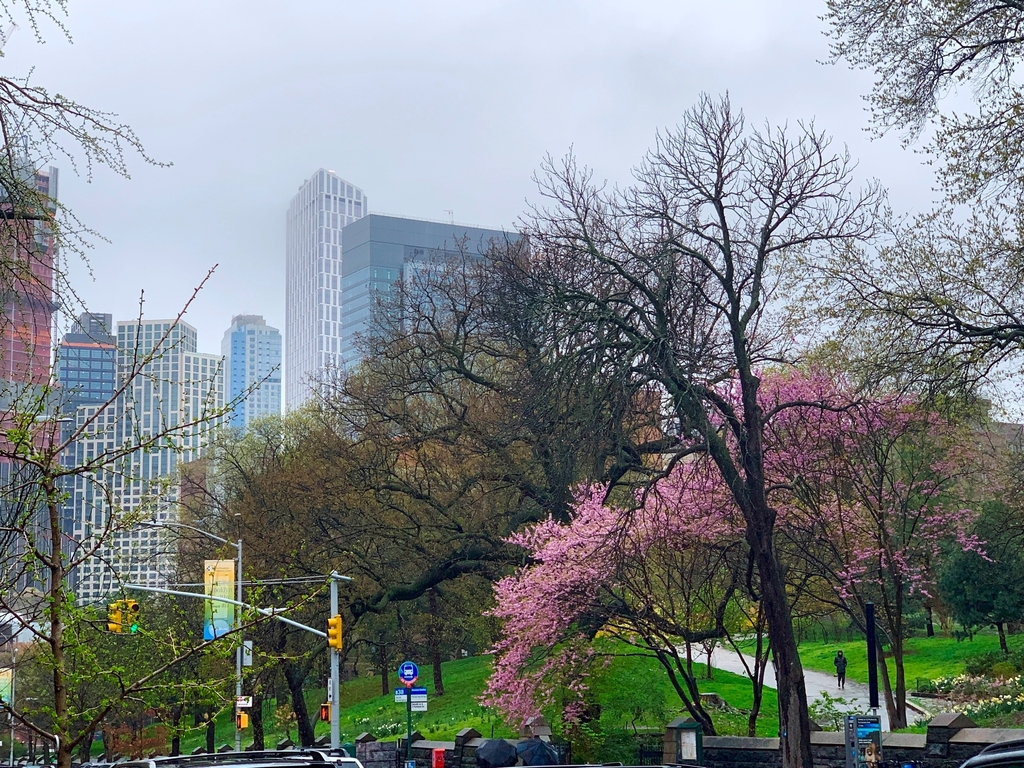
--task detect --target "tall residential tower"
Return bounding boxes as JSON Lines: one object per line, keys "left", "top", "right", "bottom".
{"left": 67, "top": 319, "right": 225, "bottom": 601}
{"left": 221, "top": 314, "right": 281, "bottom": 429}
{"left": 285, "top": 169, "right": 367, "bottom": 409}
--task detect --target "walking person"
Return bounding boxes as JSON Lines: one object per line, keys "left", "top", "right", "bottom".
{"left": 834, "top": 649, "right": 848, "bottom": 690}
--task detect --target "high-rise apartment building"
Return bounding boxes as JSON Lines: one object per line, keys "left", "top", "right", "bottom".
{"left": 221, "top": 314, "right": 281, "bottom": 429}
{"left": 285, "top": 169, "right": 367, "bottom": 409}
{"left": 67, "top": 319, "right": 225, "bottom": 602}
{"left": 339, "top": 214, "right": 512, "bottom": 368}
{"left": 56, "top": 313, "right": 116, "bottom": 414}
{"left": 0, "top": 164, "right": 57, "bottom": 386}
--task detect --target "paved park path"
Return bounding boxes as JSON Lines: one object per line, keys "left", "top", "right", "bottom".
{"left": 708, "top": 647, "right": 930, "bottom": 731}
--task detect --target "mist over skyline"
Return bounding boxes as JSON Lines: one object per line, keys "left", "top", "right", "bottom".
{"left": 9, "top": 0, "right": 937, "bottom": 353}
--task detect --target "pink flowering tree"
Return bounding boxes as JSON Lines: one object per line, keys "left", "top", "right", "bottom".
{"left": 484, "top": 462, "right": 747, "bottom": 735}
{"left": 486, "top": 370, "right": 985, "bottom": 734}
{"left": 764, "top": 373, "right": 984, "bottom": 729}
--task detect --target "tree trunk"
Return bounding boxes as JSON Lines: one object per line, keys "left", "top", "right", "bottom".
{"left": 875, "top": 640, "right": 904, "bottom": 730}
{"left": 378, "top": 644, "right": 390, "bottom": 697}
{"left": 284, "top": 662, "right": 315, "bottom": 746}
{"left": 429, "top": 591, "right": 444, "bottom": 696}
{"left": 252, "top": 692, "right": 265, "bottom": 750}
{"left": 47, "top": 488, "right": 73, "bottom": 768}
{"left": 205, "top": 714, "right": 216, "bottom": 753}
{"left": 705, "top": 642, "right": 714, "bottom": 680}
{"left": 169, "top": 703, "right": 183, "bottom": 756}
{"left": 78, "top": 730, "right": 94, "bottom": 763}
{"left": 752, "top": 536, "right": 813, "bottom": 768}
{"left": 998, "top": 622, "right": 1009, "bottom": 655}
{"left": 926, "top": 606, "right": 935, "bottom": 638}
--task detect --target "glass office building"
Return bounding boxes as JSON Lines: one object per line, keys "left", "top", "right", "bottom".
{"left": 222, "top": 314, "right": 281, "bottom": 429}
{"left": 339, "top": 214, "right": 513, "bottom": 368}
{"left": 285, "top": 169, "right": 367, "bottom": 409}
{"left": 56, "top": 312, "right": 116, "bottom": 413}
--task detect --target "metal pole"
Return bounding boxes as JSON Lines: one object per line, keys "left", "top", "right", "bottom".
{"left": 406, "top": 690, "right": 412, "bottom": 759}
{"left": 866, "top": 602, "right": 879, "bottom": 711}
{"left": 235, "top": 538, "right": 243, "bottom": 752}
{"left": 9, "top": 640, "right": 15, "bottom": 766}
{"left": 330, "top": 574, "right": 340, "bottom": 751}
{"left": 123, "top": 583, "right": 328, "bottom": 636}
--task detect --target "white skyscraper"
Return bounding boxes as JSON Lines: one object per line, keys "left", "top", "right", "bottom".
{"left": 222, "top": 314, "right": 282, "bottom": 429}
{"left": 285, "top": 169, "right": 367, "bottom": 409}
{"left": 67, "top": 319, "right": 225, "bottom": 601}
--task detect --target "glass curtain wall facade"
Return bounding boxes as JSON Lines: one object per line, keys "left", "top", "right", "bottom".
{"left": 339, "top": 214, "right": 512, "bottom": 369}
{"left": 56, "top": 312, "right": 116, "bottom": 414}
{"left": 285, "top": 169, "right": 367, "bottom": 409}
{"left": 222, "top": 314, "right": 281, "bottom": 429}
{"left": 67, "top": 320, "right": 225, "bottom": 602}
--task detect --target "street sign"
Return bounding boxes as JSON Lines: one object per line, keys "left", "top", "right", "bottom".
{"left": 236, "top": 696, "right": 252, "bottom": 708}
{"left": 395, "top": 686, "right": 428, "bottom": 702}
{"left": 411, "top": 701, "right": 427, "bottom": 712}
{"left": 398, "top": 660, "right": 419, "bottom": 685}
{"left": 243, "top": 640, "right": 253, "bottom": 667}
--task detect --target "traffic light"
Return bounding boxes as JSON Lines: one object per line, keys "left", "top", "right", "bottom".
{"left": 106, "top": 602, "right": 123, "bottom": 633}
{"left": 319, "top": 703, "right": 330, "bottom": 721}
{"left": 326, "top": 614, "right": 343, "bottom": 650}
{"left": 124, "top": 600, "right": 140, "bottom": 634}
{"left": 236, "top": 712, "right": 249, "bottom": 730}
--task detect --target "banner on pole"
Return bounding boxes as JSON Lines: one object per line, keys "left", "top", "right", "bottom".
{"left": 204, "top": 559, "right": 235, "bottom": 640}
{"left": 0, "top": 667, "right": 11, "bottom": 703}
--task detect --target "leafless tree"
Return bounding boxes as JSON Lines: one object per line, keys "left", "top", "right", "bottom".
{"left": 499, "top": 94, "right": 883, "bottom": 768}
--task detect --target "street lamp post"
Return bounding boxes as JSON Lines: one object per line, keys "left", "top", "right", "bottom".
{"left": 140, "top": 521, "right": 244, "bottom": 751}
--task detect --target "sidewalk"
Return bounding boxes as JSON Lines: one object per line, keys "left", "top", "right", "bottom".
{"left": 709, "top": 647, "right": 909, "bottom": 730}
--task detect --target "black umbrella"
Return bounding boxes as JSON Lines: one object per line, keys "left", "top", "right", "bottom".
{"left": 516, "top": 738, "right": 559, "bottom": 766}
{"left": 476, "top": 739, "right": 519, "bottom": 768}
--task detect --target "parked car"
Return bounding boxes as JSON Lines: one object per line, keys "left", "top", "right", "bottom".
{"left": 961, "top": 739, "right": 1024, "bottom": 768}
{"left": 119, "top": 750, "right": 357, "bottom": 768}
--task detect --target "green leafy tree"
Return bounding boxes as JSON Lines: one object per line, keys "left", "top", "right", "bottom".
{"left": 939, "top": 502, "right": 1024, "bottom": 654}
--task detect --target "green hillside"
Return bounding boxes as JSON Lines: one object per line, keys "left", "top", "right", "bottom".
{"left": 176, "top": 651, "right": 777, "bottom": 756}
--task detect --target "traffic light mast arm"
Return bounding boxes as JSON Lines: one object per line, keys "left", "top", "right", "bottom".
{"left": 122, "top": 583, "right": 329, "bottom": 638}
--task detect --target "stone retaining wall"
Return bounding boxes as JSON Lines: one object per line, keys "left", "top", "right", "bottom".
{"left": 357, "top": 714, "right": 1024, "bottom": 768}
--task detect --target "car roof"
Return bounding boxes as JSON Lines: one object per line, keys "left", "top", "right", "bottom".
{"left": 119, "top": 754, "right": 339, "bottom": 768}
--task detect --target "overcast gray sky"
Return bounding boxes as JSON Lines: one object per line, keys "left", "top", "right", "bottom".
{"left": 6, "top": 0, "right": 937, "bottom": 354}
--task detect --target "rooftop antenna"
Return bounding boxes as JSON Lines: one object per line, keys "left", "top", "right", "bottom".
{"left": 443, "top": 209, "right": 454, "bottom": 224}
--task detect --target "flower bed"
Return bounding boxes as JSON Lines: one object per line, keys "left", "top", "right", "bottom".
{"left": 919, "top": 674, "right": 1024, "bottom": 720}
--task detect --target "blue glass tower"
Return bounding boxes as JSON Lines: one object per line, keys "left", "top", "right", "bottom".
{"left": 56, "top": 312, "right": 116, "bottom": 414}
{"left": 221, "top": 314, "right": 282, "bottom": 429}
{"left": 339, "top": 214, "right": 513, "bottom": 368}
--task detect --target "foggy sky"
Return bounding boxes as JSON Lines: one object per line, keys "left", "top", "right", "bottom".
{"left": 5, "top": 0, "right": 937, "bottom": 354}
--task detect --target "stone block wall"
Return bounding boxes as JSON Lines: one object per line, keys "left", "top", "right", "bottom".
{"left": 359, "top": 714, "right": 1024, "bottom": 768}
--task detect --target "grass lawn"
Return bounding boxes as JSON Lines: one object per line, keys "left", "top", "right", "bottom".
{"left": 590, "top": 649, "right": 780, "bottom": 738}
{"left": 796, "top": 632, "right": 1023, "bottom": 687}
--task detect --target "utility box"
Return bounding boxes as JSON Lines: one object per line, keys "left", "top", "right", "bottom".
{"left": 432, "top": 748, "right": 445, "bottom": 768}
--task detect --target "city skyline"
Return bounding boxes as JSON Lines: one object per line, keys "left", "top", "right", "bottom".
{"left": 4, "top": 1, "right": 939, "bottom": 362}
